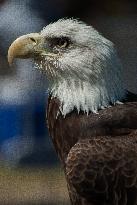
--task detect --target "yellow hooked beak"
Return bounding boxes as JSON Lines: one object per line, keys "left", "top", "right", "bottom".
{"left": 8, "top": 33, "right": 44, "bottom": 66}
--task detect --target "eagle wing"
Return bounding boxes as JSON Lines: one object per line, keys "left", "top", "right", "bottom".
{"left": 66, "top": 136, "right": 137, "bottom": 205}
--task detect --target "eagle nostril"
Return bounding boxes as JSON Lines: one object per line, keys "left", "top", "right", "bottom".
{"left": 29, "top": 37, "right": 37, "bottom": 43}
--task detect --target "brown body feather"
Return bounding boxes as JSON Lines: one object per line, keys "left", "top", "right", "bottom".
{"left": 47, "top": 92, "right": 137, "bottom": 205}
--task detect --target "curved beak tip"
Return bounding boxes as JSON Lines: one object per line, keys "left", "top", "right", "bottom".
{"left": 7, "top": 51, "right": 13, "bottom": 66}
{"left": 7, "top": 39, "right": 20, "bottom": 66}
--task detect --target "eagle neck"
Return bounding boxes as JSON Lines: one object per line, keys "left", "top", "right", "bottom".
{"left": 50, "top": 77, "right": 126, "bottom": 117}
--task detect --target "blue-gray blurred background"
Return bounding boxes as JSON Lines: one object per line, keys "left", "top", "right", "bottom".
{"left": 0, "top": 0, "right": 137, "bottom": 204}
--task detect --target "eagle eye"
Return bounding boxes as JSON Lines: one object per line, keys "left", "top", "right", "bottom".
{"left": 57, "top": 37, "right": 70, "bottom": 48}
{"left": 46, "top": 37, "right": 70, "bottom": 51}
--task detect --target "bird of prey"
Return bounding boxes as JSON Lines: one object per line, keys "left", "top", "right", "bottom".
{"left": 8, "top": 19, "right": 137, "bottom": 205}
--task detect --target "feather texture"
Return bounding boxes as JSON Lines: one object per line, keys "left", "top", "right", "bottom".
{"left": 7, "top": 18, "right": 137, "bottom": 205}
{"left": 47, "top": 92, "right": 137, "bottom": 205}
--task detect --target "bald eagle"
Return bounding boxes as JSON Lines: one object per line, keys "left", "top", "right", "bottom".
{"left": 8, "top": 19, "right": 137, "bottom": 205}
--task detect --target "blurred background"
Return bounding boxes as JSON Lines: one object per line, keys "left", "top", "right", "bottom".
{"left": 0, "top": 0, "right": 137, "bottom": 204}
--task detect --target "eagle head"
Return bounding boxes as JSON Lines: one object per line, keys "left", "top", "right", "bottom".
{"left": 8, "top": 18, "right": 126, "bottom": 116}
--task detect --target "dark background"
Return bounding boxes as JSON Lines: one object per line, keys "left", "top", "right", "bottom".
{"left": 0, "top": 0, "right": 137, "bottom": 204}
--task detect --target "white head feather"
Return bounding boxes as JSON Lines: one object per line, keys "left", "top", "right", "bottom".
{"left": 36, "top": 19, "right": 126, "bottom": 116}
